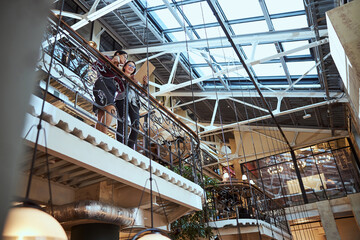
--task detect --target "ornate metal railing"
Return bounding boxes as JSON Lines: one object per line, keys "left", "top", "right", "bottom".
{"left": 206, "top": 181, "right": 290, "bottom": 234}
{"left": 37, "top": 14, "right": 202, "bottom": 183}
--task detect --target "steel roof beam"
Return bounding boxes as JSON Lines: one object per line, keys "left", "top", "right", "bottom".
{"left": 71, "top": 0, "right": 133, "bottom": 30}
{"left": 151, "top": 39, "right": 328, "bottom": 96}
{"left": 199, "top": 97, "right": 347, "bottom": 135}
{"left": 161, "top": 0, "right": 229, "bottom": 89}
{"left": 162, "top": 10, "right": 306, "bottom": 33}
{"left": 121, "top": 28, "right": 328, "bottom": 55}
{"left": 259, "top": 0, "right": 292, "bottom": 85}
{"left": 128, "top": 1, "right": 205, "bottom": 91}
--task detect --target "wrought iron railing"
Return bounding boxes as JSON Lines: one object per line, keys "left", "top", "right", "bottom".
{"left": 206, "top": 181, "right": 290, "bottom": 234}
{"left": 37, "top": 14, "right": 202, "bottom": 184}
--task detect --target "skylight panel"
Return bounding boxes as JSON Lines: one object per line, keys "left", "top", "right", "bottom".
{"left": 272, "top": 15, "right": 308, "bottom": 31}
{"left": 252, "top": 63, "right": 286, "bottom": 76}
{"left": 187, "top": 51, "right": 208, "bottom": 64}
{"left": 140, "top": 0, "right": 165, "bottom": 8}
{"left": 178, "top": 2, "right": 217, "bottom": 25}
{"left": 195, "top": 67, "right": 215, "bottom": 77}
{"left": 242, "top": 43, "right": 278, "bottom": 61}
{"left": 208, "top": 47, "right": 238, "bottom": 62}
{"left": 265, "top": 0, "right": 305, "bottom": 15}
{"left": 217, "top": 0, "right": 263, "bottom": 20}
{"left": 287, "top": 61, "right": 318, "bottom": 75}
{"left": 226, "top": 68, "right": 250, "bottom": 78}
{"left": 282, "top": 41, "right": 311, "bottom": 56}
{"left": 151, "top": 9, "right": 182, "bottom": 29}
{"left": 232, "top": 21, "right": 269, "bottom": 35}
{"left": 197, "top": 26, "right": 226, "bottom": 39}
{"left": 170, "top": 31, "right": 189, "bottom": 41}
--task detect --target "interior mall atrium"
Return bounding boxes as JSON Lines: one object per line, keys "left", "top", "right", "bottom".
{"left": 1, "top": 0, "right": 360, "bottom": 239}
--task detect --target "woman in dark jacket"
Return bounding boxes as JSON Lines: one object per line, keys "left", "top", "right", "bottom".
{"left": 92, "top": 50, "right": 127, "bottom": 134}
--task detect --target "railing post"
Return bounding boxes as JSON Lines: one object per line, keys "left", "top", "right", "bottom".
{"left": 124, "top": 84, "right": 129, "bottom": 145}
{"left": 168, "top": 142, "right": 173, "bottom": 170}
{"left": 176, "top": 137, "right": 182, "bottom": 176}
{"left": 290, "top": 150, "right": 309, "bottom": 204}
{"left": 190, "top": 139, "right": 198, "bottom": 184}
{"left": 144, "top": 113, "right": 150, "bottom": 158}
{"left": 74, "top": 91, "right": 78, "bottom": 108}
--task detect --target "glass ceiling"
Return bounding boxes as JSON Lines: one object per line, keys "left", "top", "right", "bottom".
{"left": 137, "top": 0, "right": 318, "bottom": 90}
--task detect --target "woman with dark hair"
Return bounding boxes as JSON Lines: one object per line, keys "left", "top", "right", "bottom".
{"left": 92, "top": 50, "right": 128, "bottom": 134}
{"left": 115, "top": 61, "right": 148, "bottom": 149}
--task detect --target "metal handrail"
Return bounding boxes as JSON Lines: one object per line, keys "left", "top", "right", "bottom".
{"left": 37, "top": 13, "right": 203, "bottom": 183}
{"left": 205, "top": 181, "right": 290, "bottom": 233}
{"left": 51, "top": 13, "right": 199, "bottom": 142}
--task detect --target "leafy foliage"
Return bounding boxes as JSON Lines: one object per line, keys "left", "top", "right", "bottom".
{"left": 169, "top": 165, "right": 220, "bottom": 239}
{"left": 169, "top": 210, "right": 213, "bottom": 240}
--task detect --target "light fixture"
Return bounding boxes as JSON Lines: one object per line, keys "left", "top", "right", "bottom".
{"left": 132, "top": 228, "right": 170, "bottom": 240}
{"left": 315, "top": 154, "right": 332, "bottom": 164}
{"left": 242, "top": 174, "right": 248, "bottom": 181}
{"left": 3, "top": 204, "right": 67, "bottom": 240}
{"left": 250, "top": 180, "right": 255, "bottom": 185}
{"left": 88, "top": 41, "right": 97, "bottom": 48}
{"left": 290, "top": 159, "right": 307, "bottom": 170}
{"left": 3, "top": 3, "right": 67, "bottom": 239}
{"left": 303, "top": 110, "right": 311, "bottom": 119}
{"left": 267, "top": 166, "right": 284, "bottom": 175}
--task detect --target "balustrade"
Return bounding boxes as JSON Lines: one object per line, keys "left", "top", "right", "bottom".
{"left": 37, "top": 14, "right": 202, "bottom": 183}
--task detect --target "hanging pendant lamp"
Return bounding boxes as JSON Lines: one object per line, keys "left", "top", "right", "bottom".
{"left": 132, "top": 228, "right": 170, "bottom": 240}
{"left": 3, "top": 203, "right": 67, "bottom": 240}
{"left": 3, "top": 1, "right": 67, "bottom": 239}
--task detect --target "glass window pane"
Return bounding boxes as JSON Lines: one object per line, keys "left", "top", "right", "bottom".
{"left": 197, "top": 26, "right": 225, "bottom": 39}
{"left": 316, "top": 152, "right": 347, "bottom": 199}
{"left": 209, "top": 47, "right": 237, "bottom": 62}
{"left": 282, "top": 40, "right": 311, "bottom": 56}
{"left": 232, "top": 21, "right": 269, "bottom": 35}
{"left": 151, "top": 9, "right": 182, "bottom": 29}
{"left": 329, "top": 138, "right": 349, "bottom": 150}
{"left": 277, "top": 152, "right": 292, "bottom": 163}
{"left": 252, "top": 63, "right": 286, "bottom": 76}
{"left": 196, "top": 67, "right": 214, "bottom": 76}
{"left": 265, "top": 0, "right": 305, "bottom": 15}
{"left": 218, "top": 0, "right": 263, "bottom": 20}
{"left": 141, "top": 0, "right": 164, "bottom": 7}
{"left": 278, "top": 162, "right": 304, "bottom": 206}
{"left": 294, "top": 147, "right": 312, "bottom": 159}
{"left": 272, "top": 15, "right": 308, "bottom": 31}
{"left": 311, "top": 142, "right": 331, "bottom": 154}
{"left": 179, "top": 2, "right": 217, "bottom": 25}
{"left": 226, "top": 68, "right": 250, "bottom": 78}
{"left": 296, "top": 156, "right": 327, "bottom": 203}
{"left": 287, "top": 61, "right": 318, "bottom": 76}
{"left": 242, "top": 44, "right": 278, "bottom": 61}
{"left": 187, "top": 51, "right": 208, "bottom": 64}
{"left": 170, "top": 30, "right": 189, "bottom": 41}
{"left": 260, "top": 167, "right": 287, "bottom": 206}
{"left": 333, "top": 147, "right": 360, "bottom": 194}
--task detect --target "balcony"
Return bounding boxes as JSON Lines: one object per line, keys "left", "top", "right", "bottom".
{"left": 18, "top": 13, "right": 205, "bottom": 234}
{"left": 206, "top": 181, "right": 291, "bottom": 240}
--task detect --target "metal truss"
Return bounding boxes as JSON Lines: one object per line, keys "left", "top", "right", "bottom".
{"left": 120, "top": 28, "right": 327, "bottom": 55}
{"left": 150, "top": 38, "right": 328, "bottom": 96}
{"left": 52, "top": 0, "right": 133, "bottom": 30}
